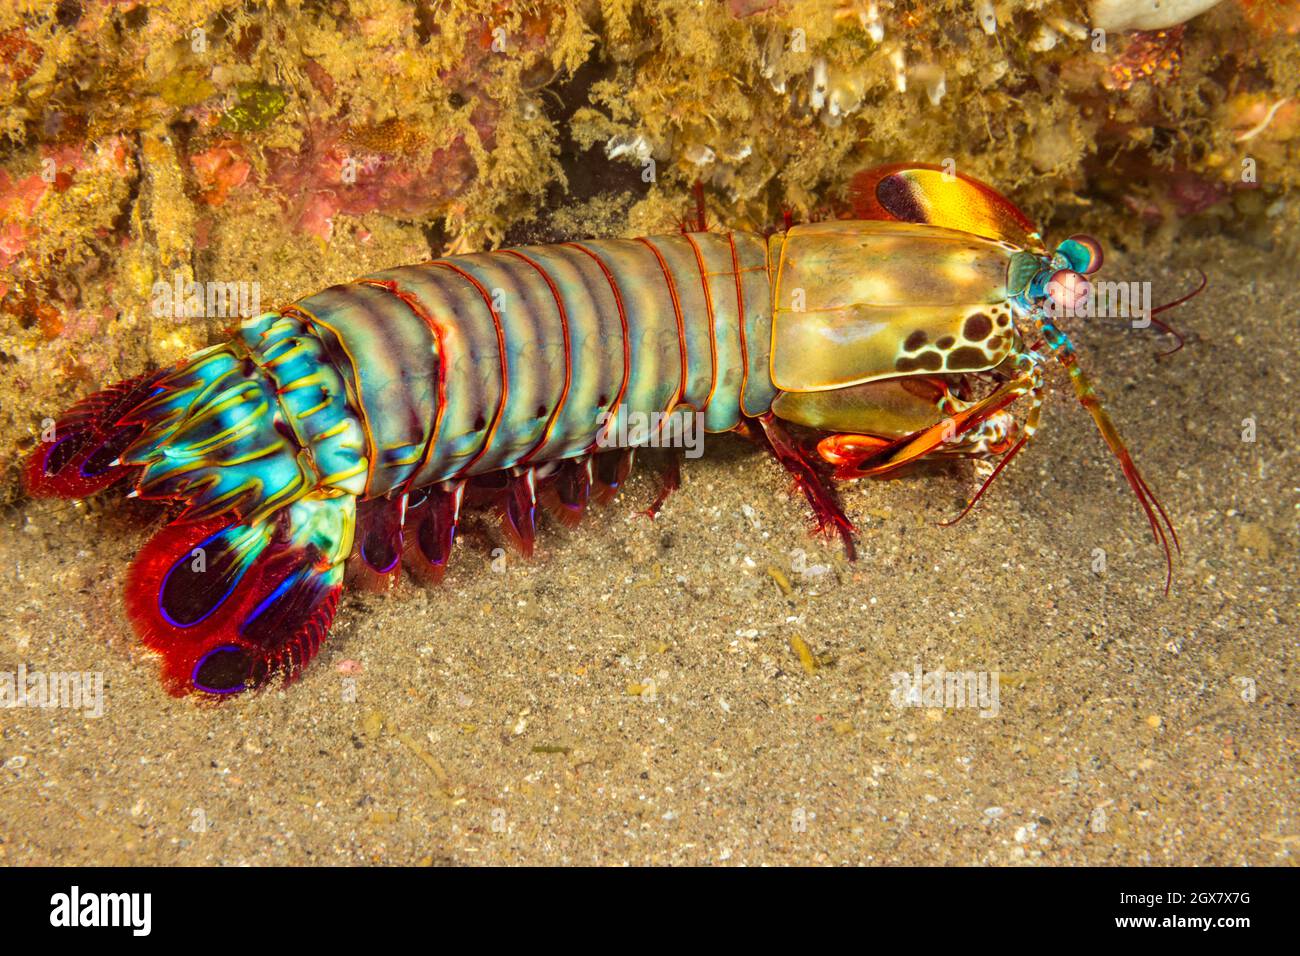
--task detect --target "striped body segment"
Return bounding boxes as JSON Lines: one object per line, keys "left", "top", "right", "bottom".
{"left": 288, "top": 232, "right": 779, "bottom": 497}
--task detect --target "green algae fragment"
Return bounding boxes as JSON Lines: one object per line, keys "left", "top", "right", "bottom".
{"left": 220, "top": 82, "right": 287, "bottom": 132}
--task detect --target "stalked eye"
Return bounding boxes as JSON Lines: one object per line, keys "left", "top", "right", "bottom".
{"left": 1057, "top": 234, "right": 1103, "bottom": 275}
{"left": 192, "top": 644, "right": 252, "bottom": 694}
{"left": 1047, "top": 269, "right": 1089, "bottom": 313}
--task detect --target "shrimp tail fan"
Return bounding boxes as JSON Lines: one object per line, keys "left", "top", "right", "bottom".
{"left": 125, "top": 495, "right": 355, "bottom": 697}
{"left": 23, "top": 370, "right": 166, "bottom": 499}
{"left": 26, "top": 328, "right": 360, "bottom": 697}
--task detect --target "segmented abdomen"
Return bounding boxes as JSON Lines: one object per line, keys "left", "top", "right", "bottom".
{"left": 287, "top": 231, "right": 778, "bottom": 497}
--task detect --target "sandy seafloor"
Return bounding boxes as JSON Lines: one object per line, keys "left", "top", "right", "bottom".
{"left": 0, "top": 232, "right": 1294, "bottom": 866}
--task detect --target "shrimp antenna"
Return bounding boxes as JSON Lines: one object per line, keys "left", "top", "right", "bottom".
{"left": 1059, "top": 350, "right": 1179, "bottom": 592}
{"left": 1145, "top": 268, "right": 1207, "bottom": 358}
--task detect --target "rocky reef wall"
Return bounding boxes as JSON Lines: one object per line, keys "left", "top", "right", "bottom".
{"left": 2, "top": 0, "right": 1296, "bottom": 499}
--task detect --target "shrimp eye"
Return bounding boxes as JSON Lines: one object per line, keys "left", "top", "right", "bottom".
{"left": 1047, "top": 269, "right": 1089, "bottom": 314}
{"left": 1057, "top": 234, "right": 1103, "bottom": 275}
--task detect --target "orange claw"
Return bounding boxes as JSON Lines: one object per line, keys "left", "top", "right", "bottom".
{"left": 845, "top": 371, "right": 1032, "bottom": 480}
{"left": 816, "top": 433, "right": 891, "bottom": 469}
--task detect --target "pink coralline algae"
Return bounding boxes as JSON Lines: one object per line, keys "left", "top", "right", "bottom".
{"left": 263, "top": 129, "right": 475, "bottom": 243}
{"left": 0, "top": 171, "right": 47, "bottom": 273}
{"left": 189, "top": 144, "right": 253, "bottom": 207}
{"left": 0, "top": 144, "right": 94, "bottom": 272}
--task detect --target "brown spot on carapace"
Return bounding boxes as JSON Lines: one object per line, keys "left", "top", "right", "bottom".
{"left": 936, "top": 336, "right": 955, "bottom": 349}
{"left": 946, "top": 346, "right": 990, "bottom": 371}
{"left": 904, "top": 330, "right": 928, "bottom": 352}
{"left": 896, "top": 351, "right": 944, "bottom": 373}
{"left": 996, "top": 314, "right": 1010, "bottom": 327}
{"left": 963, "top": 313, "right": 993, "bottom": 341}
